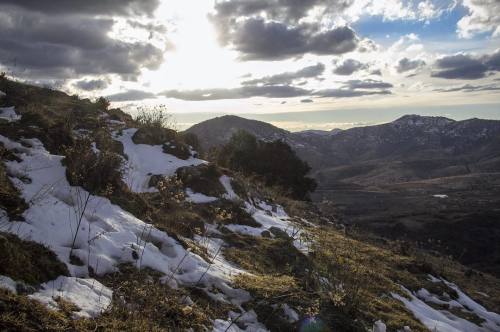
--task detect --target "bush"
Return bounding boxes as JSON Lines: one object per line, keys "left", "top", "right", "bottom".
{"left": 63, "top": 139, "right": 124, "bottom": 195}
{"left": 216, "top": 130, "right": 317, "bottom": 200}
{"left": 134, "top": 105, "right": 173, "bottom": 129}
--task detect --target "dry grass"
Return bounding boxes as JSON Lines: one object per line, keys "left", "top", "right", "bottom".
{"left": 0, "top": 233, "right": 69, "bottom": 285}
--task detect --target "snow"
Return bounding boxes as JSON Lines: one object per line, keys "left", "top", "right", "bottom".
{"left": 0, "top": 90, "right": 6, "bottom": 98}
{"left": 213, "top": 311, "right": 267, "bottom": 332}
{"left": 0, "top": 275, "right": 17, "bottom": 294}
{"left": 281, "top": 303, "right": 299, "bottom": 323}
{"left": 433, "top": 194, "right": 448, "bottom": 199}
{"left": 372, "top": 320, "right": 386, "bottom": 332}
{"left": 225, "top": 200, "right": 310, "bottom": 253}
{"left": 0, "top": 106, "right": 21, "bottom": 122}
{"left": 220, "top": 175, "right": 239, "bottom": 200}
{"left": 114, "top": 128, "right": 204, "bottom": 192}
{"left": 392, "top": 283, "right": 500, "bottom": 332}
{"left": 0, "top": 134, "right": 266, "bottom": 328}
{"left": 29, "top": 276, "right": 112, "bottom": 318}
{"left": 186, "top": 188, "right": 218, "bottom": 203}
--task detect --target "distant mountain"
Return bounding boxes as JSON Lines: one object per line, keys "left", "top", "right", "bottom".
{"left": 186, "top": 114, "right": 500, "bottom": 187}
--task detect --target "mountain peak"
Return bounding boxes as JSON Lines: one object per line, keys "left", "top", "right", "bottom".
{"left": 393, "top": 114, "right": 455, "bottom": 127}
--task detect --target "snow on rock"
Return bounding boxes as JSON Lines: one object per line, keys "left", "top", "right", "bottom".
{"left": 0, "top": 275, "right": 17, "bottom": 294}
{"left": 225, "top": 200, "right": 310, "bottom": 253}
{"left": 186, "top": 188, "right": 218, "bottom": 203}
{"left": 0, "top": 90, "right": 6, "bottom": 98}
{"left": 433, "top": 194, "right": 448, "bottom": 199}
{"left": 0, "top": 106, "right": 21, "bottom": 122}
{"left": 114, "top": 128, "right": 204, "bottom": 192}
{"left": 29, "top": 276, "right": 112, "bottom": 318}
{"left": 392, "top": 283, "right": 500, "bottom": 332}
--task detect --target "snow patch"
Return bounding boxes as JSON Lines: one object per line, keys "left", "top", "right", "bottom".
{"left": 0, "top": 106, "right": 21, "bottom": 122}
{"left": 220, "top": 175, "right": 239, "bottom": 200}
{"left": 29, "top": 276, "right": 112, "bottom": 318}
{"left": 186, "top": 188, "right": 218, "bottom": 203}
{"left": 114, "top": 128, "right": 204, "bottom": 192}
{"left": 433, "top": 194, "right": 448, "bottom": 199}
{"left": 0, "top": 134, "right": 266, "bottom": 328}
{"left": 0, "top": 275, "right": 17, "bottom": 294}
{"left": 393, "top": 283, "right": 500, "bottom": 332}
{"left": 225, "top": 200, "right": 310, "bottom": 253}
{"left": 372, "top": 320, "right": 386, "bottom": 332}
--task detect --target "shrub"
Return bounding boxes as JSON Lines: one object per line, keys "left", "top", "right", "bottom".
{"left": 95, "top": 97, "right": 110, "bottom": 111}
{"left": 134, "top": 105, "right": 174, "bottom": 129}
{"left": 180, "top": 132, "right": 202, "bottom": 155}
{"left": 216, "top": 130, "right": 317, "bottom": 200}
{"left": 63, "top": 139, "right": 123, "bottom": 195}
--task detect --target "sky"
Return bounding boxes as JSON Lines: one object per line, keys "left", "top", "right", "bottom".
{"left": 0, "top": 0, "right": 499, "bottom": 131}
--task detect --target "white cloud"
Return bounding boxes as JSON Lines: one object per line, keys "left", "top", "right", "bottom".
{"left": 458, "top": 0, "right": 500, "bottom": 38}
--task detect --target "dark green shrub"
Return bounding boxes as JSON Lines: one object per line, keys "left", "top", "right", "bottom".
{"left": 216, "top": 130, "right": 317, "bottom": 200}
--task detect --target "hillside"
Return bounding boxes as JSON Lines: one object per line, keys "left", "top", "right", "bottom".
{"left": 1, "top": 77, "right": 500, "bottom": 331}
{"left": 187, "top": 115, "right": 500, "bottom": 277}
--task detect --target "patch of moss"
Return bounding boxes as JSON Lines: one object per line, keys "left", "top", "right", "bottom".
{"left": 0, "top": 233, "right": 68, "bottom": 285}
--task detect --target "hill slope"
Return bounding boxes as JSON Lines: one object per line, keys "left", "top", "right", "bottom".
{"left": 1, "top": 78, "right": 500, "bottom": 331}
{"left": 187, "top": 115, "right": 500, "bottom": 277}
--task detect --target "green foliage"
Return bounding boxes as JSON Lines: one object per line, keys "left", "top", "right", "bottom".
{"left": 216, "top": 130, "right": 317, "bottom": 200}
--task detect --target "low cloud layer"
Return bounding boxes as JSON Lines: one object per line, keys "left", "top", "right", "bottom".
{"left": 161, "top": 79, "right": 393, "bottom": 101}
{"left": 107, "top": 89, "right": 156, "bottom": 102}
{"left": 242, "top": 63, "right": 325, "bottom": 85}
{"left": 73, "top": 79, "right": 110, "bottom": 91}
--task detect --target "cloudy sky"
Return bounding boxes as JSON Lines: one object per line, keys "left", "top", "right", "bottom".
{"left": 1, "top": 0, "right": 499, "bottom": 130}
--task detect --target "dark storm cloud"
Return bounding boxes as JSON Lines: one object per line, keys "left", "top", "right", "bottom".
{"left": 225, "top": 19, "right": 358, "bottom": 60}
{"left": 333, "top": 59, "right": 367, "bottom": 75}
{"left": 213, "top": 0, "right": 353, "bottom": 24}
{"left": 431, "top": 50, "right": 500, "bottom": 80}
{"left": 242, "top": 63, "right": 325, "bottom": 85}
{"left": 0, "top": 0, "right": 160, "bottom": 16}
{"left": 0, "top": 7, "right": 164, "bottom": 80}
{"left": 73, "top": 79, "right": 110, "bottom": 91}
{"left": 211, "top": 0, "right": 360, "bottom": 60}
{"left": 395, "top": 57, "right": 426, "bottom": 73}
{"left": 106, "top": 89, "right": 157, "bottom": 102}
